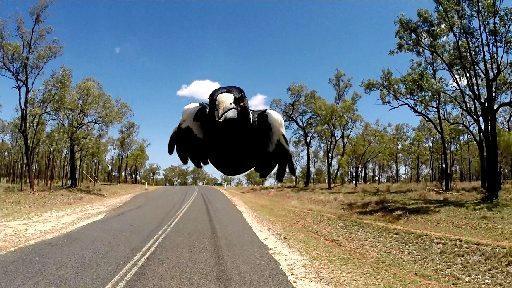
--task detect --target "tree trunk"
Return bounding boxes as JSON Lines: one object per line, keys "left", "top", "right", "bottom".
{"left": 377, "top": 164, "right": 382, "bottom": 185}
{"left": 354, "top": 166, "right": 360, "bottom": 187}
{"left": 23, "top": 136, "right": 35, "bottom": 191}
{"left": 124, "top": 161, "right": 128, "bottom": 183}
{"left": 49, "top": 154, "right": 55, "bottom": 191}
{"left": 477, "top": 140, "right": 486, "bottom": 189}
{"left": 69, "top": 137, "right": 78, "bottom": 188}
{"left": 333, "top": 163, "right": 341, "bottom": 185}
{"left": 429, "top": 147, "right": 434, "bottom": 182}
{"left": 78, "top": 151, "right": 84, "bottom": 186}
{"left": 327, "top": 157, "right": 332, "bottom": 190}
{"left": 440, "top": 135, "right": 450, "bottom": 191}
{"left": 394, "top": 153, "right": 399, "bottom": 183}
{"left": 484, "top": 113, "right": 500, "bottom": 201}
{"left": 363, "top": 163, "right": 368, "bottom": 184}
{"left": 20, "top": 153, "right": 24, "bottom": 191}
{"left": 416, "top": 155, "right": 421, "bottom": 183}
{"left": 304, "top": 143, "right": 311, "bottom": 187}
{"left": 61, "top": 155, "right": 66, "bottom": 187}
{"left": 117, "top": 156, "right": 124, "bottom": 185}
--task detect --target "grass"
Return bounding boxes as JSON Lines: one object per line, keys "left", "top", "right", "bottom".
{"left": 226, "top": 182, "right": 512, "bottom": 287}
{"left": 0, "top": 182, "right": 158, "bottom": 220}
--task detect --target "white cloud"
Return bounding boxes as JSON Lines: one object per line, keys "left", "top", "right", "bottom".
{"left": 114, "top": 47, "right": 121, "bottom": 54}
{"left": 249, "top": 93, "right": 268, "bottom": 110}
{"left": 177, "top": 80, "right": 221, "bottom": 100}
{"left": 177, "top": 80, "right": 269, "bottom": 109}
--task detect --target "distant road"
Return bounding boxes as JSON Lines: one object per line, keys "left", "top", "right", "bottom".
{"left": 0, "top": 186, "right": 292, "bottom": 288}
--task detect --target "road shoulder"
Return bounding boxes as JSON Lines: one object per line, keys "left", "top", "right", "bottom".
{"left": 0, "top": 185, "right": 157, "bottom": 254}
{"left": 220, "top": 187, "right": 329, "bottom": 288}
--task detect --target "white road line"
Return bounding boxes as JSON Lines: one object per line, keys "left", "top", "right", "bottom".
{"left": 105, "top": 188, "right": 198, "bottom": 288}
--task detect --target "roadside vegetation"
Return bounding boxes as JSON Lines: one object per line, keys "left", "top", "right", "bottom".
{"left": 261, "top": 0, "right": 512, "bottom": 204}
{"left": 0, "top": 1, "right": 161, "bottom": 192}
{"left": 0, "top": 183, "right": 157, "bottom": 220}
{"left": 226, "top": 182, "right": 512, "bottom": 287}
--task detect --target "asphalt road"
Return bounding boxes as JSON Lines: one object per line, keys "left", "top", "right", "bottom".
{"left": 0, "top": 186, "right": 292, "bottom": 288}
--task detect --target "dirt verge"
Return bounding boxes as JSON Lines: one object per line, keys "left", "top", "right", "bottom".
{"left": 220, "top": 188, "right": 329, "bottom": 288}
{"left": 0, "top": 186, "right": 153, "bottom": 254}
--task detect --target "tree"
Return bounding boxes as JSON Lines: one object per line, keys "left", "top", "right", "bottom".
{"left": 163, "top": 165, "right": 188, "bottom": 186}
{"left": 127, "top": 140, "right": 149, "bottom": 184}
{"left": 387, "top": 0, "right": 512, "bottom": 200}
{"left": 48, "top": 68, "right": 129, "bottom": 188}
{"left": 0, "top": 0, "right": 62, "bottom": 191}
{"left": 389, "top": 124, "right": 411, "bottom": 183}
{"left": 348, "top": 122, "right": 384, "bottom": 187}
{"left": 313, "top": 98, "right": 340, "bottom": 189}
{"left": 410, "top": 122, "right": 430, "bottom": 183}
{"left": 245, "top": 169, "right": 264, "bottom": 186}
{"left": 203, "top": 176, "right": 218, "bottom": 186}
{"left": 190, "top": 167, "right": 208, "bottom": 185}
{"left": 146, "top": 163, "right": 160, "bottom": 185}
{"left": 220, "top": 175, "right": 234, "bottom": 186}
{"left": 364, "top": 62, "right": 453, "bottom": 190}
{"left": 314, "top": 69, "right": 361, "bottom": 189}
{"left": 272, "top": 84, "right": 319, "bottom": 187}
{"left": 116, "top": 121, "right": 139, "bottom": 184}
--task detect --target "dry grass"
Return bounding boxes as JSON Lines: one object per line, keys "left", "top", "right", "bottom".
{"left": 226, "top": 182, "right": 512, "bottom": 287}
{"left": 0, "top": 183, "right": 159, "bottom": 220}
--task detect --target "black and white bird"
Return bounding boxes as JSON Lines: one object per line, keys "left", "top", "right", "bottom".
{"left": 168, "top": 86, "right": 296, "bottom": 182}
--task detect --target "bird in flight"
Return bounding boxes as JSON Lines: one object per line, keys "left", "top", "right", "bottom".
{"left": 168, "top": 86, "right": 296, "bottom": 182}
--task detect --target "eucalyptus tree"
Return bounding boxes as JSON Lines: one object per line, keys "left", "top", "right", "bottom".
{"left": 498, "top": 128, "right": 512, "bottom": 178}
{"left": 163, "top": 165, "right": 188, "bottom": 186}
{"left": 309, "top": 147, "right": 327, "bottom": 185}
{"left": 116, "top": 121, "right": 139, "bottom": 184}
{"left": 364, "top": 61, "right": 453, "bottom": 190}
{"left": 220, "top": 175, "right": 234, "bottom": 186}
{"left": 47, "top": 68, "right": 130, "bottom": 188}
{"left": 313, "top": 98, "right": 341, "bottom": 189}
{"left": 389, "top": 124, "right": 412, "bottom": 183}
{"left": 313, "top": 96, "right": 361, "bottom": 189}
{"left": 190, "top": 167, "right": 209, "bottom": 185}
{"left": 146, "top": 163, "right": 161, "bottom": 185}
{"left": 127, "top": 140, "right": 149, "bottom": 184}
{"left": 0, "top": 118, "right": 9, "bottom": 183}
{"left": 0, "top": 0, "right": 62, "bottom": 190}
{"left": 329, "top": 69, "right": 361, "bottom": 186}
{"left": 272, "top": 84, "right": 319, "bottom": 187}
{"left": 348, "top": 122, "right": 385, "bottom": 187}
{"left": 384, "top": 0, "right": 512, "bottom": 200}
{"left": 79, "top": 132, "right": 109, "bottom": 186}
{"left": 410, "top": 122, "right": 431, "bottom": 183}
{"left": 245, "top": 169, "right": 264, "bottom": 186}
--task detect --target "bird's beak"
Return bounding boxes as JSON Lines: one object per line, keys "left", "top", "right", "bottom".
{"left": 220, "top": 108, "right": 238, "bottom": 120}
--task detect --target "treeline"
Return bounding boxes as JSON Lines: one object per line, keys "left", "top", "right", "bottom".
{"left": 273, "top": 0, "right": 512, "bottom": 201}
{"left": 0, "top": 1, "right": 151, "bottom": 190}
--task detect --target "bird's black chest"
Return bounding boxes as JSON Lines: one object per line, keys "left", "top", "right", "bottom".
{"left": 206, "top": 119, "right": 257, "bottom": 176}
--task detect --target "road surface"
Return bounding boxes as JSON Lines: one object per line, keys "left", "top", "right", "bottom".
{"left": 0, "top": 186, "right": 292, "bottom": 288}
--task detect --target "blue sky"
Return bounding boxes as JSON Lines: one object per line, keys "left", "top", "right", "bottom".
{"left": 0, "top": 0, "right": 432, "bottom": 175}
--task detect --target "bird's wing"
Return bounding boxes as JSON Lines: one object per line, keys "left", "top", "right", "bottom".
{"left": 168, "top": 103, "right": 209, "bottom": 168}
{"left": 253, "top": 109, "right": 296, "bottom": 182}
